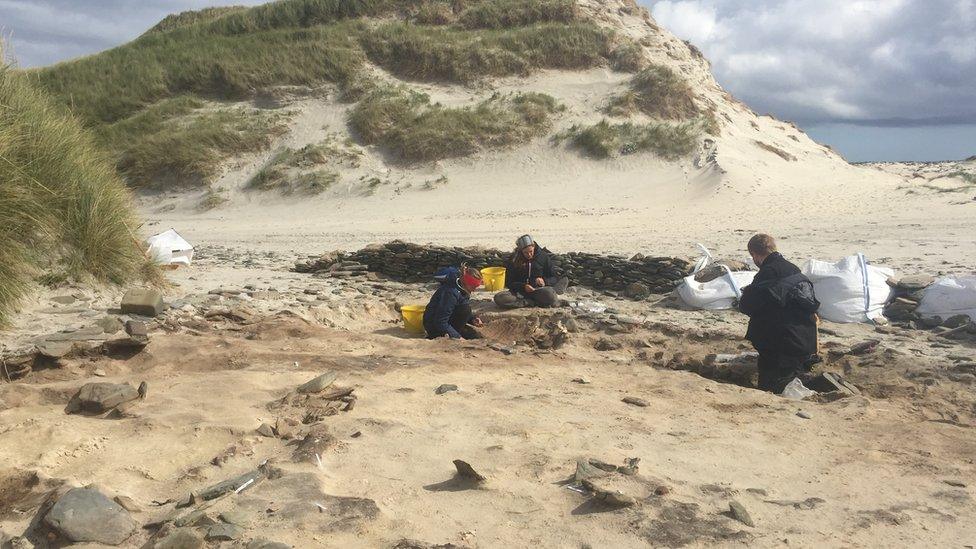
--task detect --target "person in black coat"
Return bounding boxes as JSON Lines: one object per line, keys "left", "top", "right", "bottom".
{"left": 423, "top": 266, "right": 484, "bottom": 339}
{"left": 738, "top": 234, "right": 819, "bottom": 393}
{"left": 494, "top": 234, "right": 569, "bottom": 309}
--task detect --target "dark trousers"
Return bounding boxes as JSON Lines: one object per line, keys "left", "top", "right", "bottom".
{"left": 494, "top": 276, "right": 569, "bottom": 309}
{"left": 756, "top": 350, "right": 806, "bottom": 394}
{"left": 426, "top": 303, "right": 479, "bottom": 340}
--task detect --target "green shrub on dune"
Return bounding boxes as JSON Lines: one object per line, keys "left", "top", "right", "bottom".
{"left": 0, "top": 64, "right": 153, "bottom": 322}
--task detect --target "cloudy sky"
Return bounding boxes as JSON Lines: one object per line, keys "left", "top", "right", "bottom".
{"left": 2, "top": 0, "right": 974, "bottom": 161}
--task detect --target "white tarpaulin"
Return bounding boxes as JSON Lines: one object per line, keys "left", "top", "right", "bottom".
{"left": 916, "top": 276, "right": 976, "bottom": 321}
{"left": 146, "top": 229, "right": 194, "bottom": 266}
{"left": 676, "top": 269, "right": 757, "bottom": 310}
{"left": 802, "top": 254, "right": 893, "bottom": 323}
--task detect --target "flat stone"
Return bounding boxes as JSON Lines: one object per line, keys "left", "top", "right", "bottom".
{"left": 256, "top": 423, "right": 275, "bottom": 437}
{"left": 51, "top": 295, "right": 77, "bottom": 304}
{"left": 206, "top": 523, "right": 243, "bottom": 541}
{"left": 125, "top": 320, "right": 148, "bottom": 337}
{"left": 35, "top": 340, "right": 74, "bottom": 359}
{"left": 622, "top": 396, "right": 649, "bottom": 407}
{"left": 96, "top": 316, "right": 124, "bottom": 334}
{"left": 66, "top": 382, "right": 140, "bottom": 414}
{"left": 297, "top": 371, "right": 338, "bottom": 394}
{"left": 44, "top": 487, "right": 137, "bottom": 545}
{"left": 114, "top": 495, "right": 141, "bottom": 513}
{"left": 154, "top": 528, "right": 204, "bottom": 549}
{"left": 729, "top": 500, "right": 755, "bottom": 527}
{"left": 892, "top": 274, "right": 935, "bottom": 290}
{"left": 435, "top": 384, "right": 458, "bottom": 395}
{"left": 120, "top": 288, "right": 164, "bottom": 317}
{"left": 571, "top": 377, "right": 591, "bottom": 384}
{"left": 453, "top": 460, "right": 486, "bottom": 482}
{"left": 944, "top": 314, "right": 972, "bottom": 329}
{"left": 218, "top": 510, "right": 249, "bottom": 526}
{"left": 796, "top": 411, "right": 812, "bottom": 419}
{"left": 574, "top": 458, "right": 609, "bottom": 482}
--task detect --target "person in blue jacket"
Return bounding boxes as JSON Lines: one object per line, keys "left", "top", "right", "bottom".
{"left": 423, "top": 266, "right": 485, "bottom": 339}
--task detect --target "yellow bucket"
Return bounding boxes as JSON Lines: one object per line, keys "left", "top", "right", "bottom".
{"left": 481, "top": 266, "right": 507, "bottom": 292}
{"left": 400, "top": 305, "right": 426, "bottom": 334}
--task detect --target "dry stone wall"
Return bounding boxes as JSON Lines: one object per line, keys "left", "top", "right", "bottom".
{"left": 294, "top": 241, "right": 692, "bottom": 294}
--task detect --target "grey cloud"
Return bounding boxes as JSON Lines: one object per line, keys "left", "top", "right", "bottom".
{"left": 0, "top": 0, "right": 265, "bottom": 67}
{"left": 646, "top": 0, "right": 976, "bottom": 126}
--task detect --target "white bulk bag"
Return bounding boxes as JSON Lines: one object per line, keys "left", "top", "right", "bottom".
{"left": 802, "top": 254, "right": 893, "bottom": 323}
{"left": 916, "top": 276, "right": 976, "bottom": 321}
{"left": 676, "top": 269, "right": 757, "bottom": 310}
{"left": 146, "top": 229, "right": 194, "bottom": 266}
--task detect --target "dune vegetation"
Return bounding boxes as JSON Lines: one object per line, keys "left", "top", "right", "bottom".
{"left": 559, "top": 119, "right": 700, "bottom": 159}
{"left": 350, "top": 87, "right": 563, "bottom": 162}
{"left": 27, "top": 0, "right": 642, "bottom": 188}
{"left": 605, "top": 65, "right": 700, "bottom": 120}
{"left": 0, "top": 63, "right": 154, "bottom": 322}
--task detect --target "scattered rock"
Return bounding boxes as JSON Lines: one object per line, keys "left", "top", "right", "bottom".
{"left": 622, "top": 396, "right": 649, "bottom": 407}
{"left": 944, "top": 479, "right": 967, "bottom": 488}
{"left": 435, "top": 384, "right": 458, "bottom": 395}
{"left": 297, "top": 371, "right": 338, "bottom": 394}
{"left": 153, "top": 527, "right": 204, "bottom": 549}
{"left": 728, "top": 500, "right": 755, "bottom": 527}
{"left": 96, "top": 316, "right": 124, "bottom": 334}
{"left": 120, "top": 288, "right": 164, "bottom": 317}
{"left": 51, "top": 295, "right": 77, "bottom": 305}
{"left": 125, "top": 320, "right": 148, "bottom": 337}
{"left": 65, "top": 382, "right": 140, "bottom": 414}
{"left": 624, "top": 282, "right": 650, "bottom": 300}
{"left": 206, "top": 522, "right": 244, "bottom": 541}
{"left": 488, "top": 342, "right": 516, "bottom": 355}
{"left": 44, "top": 487, "right": 137, "bottom": 545}
{"left": 595, "top": 337, "right": 622, "bottom": 351}
{"left": 575, "top": 458, "right": 609, "bottom": 482}
{"left": 274, "top": 417, "right": 298, "bottom": 439}
{"left": 247, "top": 539, "right": 291, "bottom": 549}
{"left": 796, "top": 411, "right": 812, "bottom": 419}
{"left": 35, "top": 340, "right": 75, "bottom": 359}
{"left": 453, "top": 460, "right": 486, "bottom": 482}
{"left": 93, "top": 368, "right": 107, "bottom": 377}
{"left": 138, "top": 381, "right": 149, "bottom": 399}
{"left": 113, "top": 495, "right": 141, "bottom": 513}
{"left": 581, "top": 478, "right": 638, "bottom": 507}
{"left": 292, "top": 425, "right": 336, "bottom": 464}
{"left": 218, "top": 510, "right": 248, "bottom": 526}
{"left": 943, "top": 314, "right": 972, "bottom": 329}
{"left": 571, "top": 377, "right": 591, "bottom": 384}
{"left": 654, "top": 485, "right": 670, "bottom": 496}
{"left": 256, "top": 423, "right": 275, "bottom": 437}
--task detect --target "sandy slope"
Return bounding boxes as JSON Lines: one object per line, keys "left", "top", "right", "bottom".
{"left": 135, "top": 0, "right": 975, "bottom": 276}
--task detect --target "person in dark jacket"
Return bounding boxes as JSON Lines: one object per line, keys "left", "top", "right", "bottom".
{"left": 494, "top": 235, "right": 569, "bottom": 309}
{"left": 423, "top": 266, "right": 484, "bottom": 339}
{"left": 737, "top": 234, "right": 819, "bottom": 393}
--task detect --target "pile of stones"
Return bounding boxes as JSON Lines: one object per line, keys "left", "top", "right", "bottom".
{"left": 294, "top": 241, "right": 692, "bottom": 294}
{"left": 883, "top": 275, "right": 936, "bottom": 325}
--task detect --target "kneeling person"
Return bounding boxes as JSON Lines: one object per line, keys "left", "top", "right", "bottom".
{"left": 494, "top": 235, "right": 569, "bottom": 309}
{"left": 424, "top": 266, "right": 484, "bottom": 340}
{"left": 738, "top": 234, "right": 819, "bottom": 393}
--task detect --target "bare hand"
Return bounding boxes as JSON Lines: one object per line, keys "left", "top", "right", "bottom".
{"left": 535, "top": 277, "right": 546, "bottom": 287}
{"left": 523, "top": 284, "right": 535, "bottom": 293}
{"left": 472, "top": 318, "right": 484, "bottom": 328}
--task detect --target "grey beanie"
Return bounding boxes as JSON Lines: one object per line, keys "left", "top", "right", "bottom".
{"left": 516, "top": 234, "right": 534, "bottom": 250}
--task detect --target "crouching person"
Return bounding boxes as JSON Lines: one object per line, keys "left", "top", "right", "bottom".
{"left": 494, "top": 234, "right": 569, "bottom": 309}
{"left": 424, "top": 266, "right": 485, "bottom": 340}
{"left": 738, "top": 234, "right": 820, "bottom": 394}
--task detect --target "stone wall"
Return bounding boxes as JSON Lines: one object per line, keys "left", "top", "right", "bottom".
{"left": 294, "top": 241, "right": 692, "bottom": 295}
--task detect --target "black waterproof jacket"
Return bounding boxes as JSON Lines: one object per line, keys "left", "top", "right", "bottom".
{"left": 738, "top": 252, "right": 819, "bottom": 355}
{"left": 423, "top": 273, "right": 473, "bottom": 339}
{"left": 504, "top": 246, "right": 560, "bottom": 296}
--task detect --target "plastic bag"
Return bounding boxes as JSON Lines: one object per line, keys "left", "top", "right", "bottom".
{"left": 802, "top": 254, "right": 893, "bottom": 323}
{"left": 779, "top": 378, "right": 815, "bottom": 400}
{"left": 916, "top": 276, "right": 976, "bottom": 322}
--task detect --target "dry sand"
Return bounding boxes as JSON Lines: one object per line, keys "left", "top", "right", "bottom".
{"left": 1, "top": 255, "right": 975, "bottom": 548}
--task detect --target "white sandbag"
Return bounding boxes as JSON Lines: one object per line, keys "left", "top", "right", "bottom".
{"left": 676, "top": 269, "right": 757, "bottom": 310}
{"left": 802, "top": 254, "right": 893, "bottom": 323}
{"left": 916, "top": 276, "right": 976, "bottom": 321}
{"left": 146, "top": 229, "right": 194, "bottom": 266}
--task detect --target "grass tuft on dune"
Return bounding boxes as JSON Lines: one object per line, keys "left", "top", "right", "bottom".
{"left": 0, "top": 63, "right": 154, "bottom": 322}
{"left": 349, "top": 87, "right": 562, "bottom": 162}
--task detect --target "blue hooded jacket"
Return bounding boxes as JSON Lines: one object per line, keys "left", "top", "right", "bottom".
{"left": 423, "top": 268, "right": 472, "bottom": 339}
